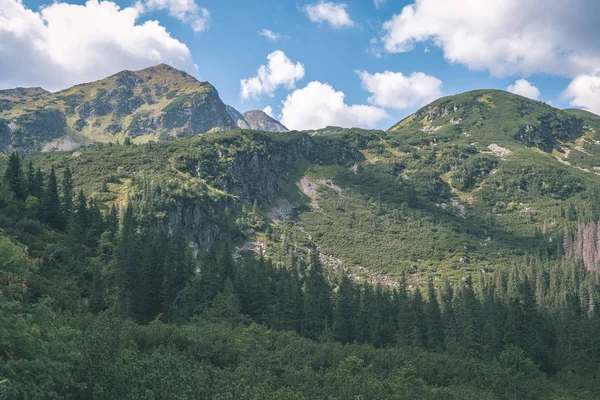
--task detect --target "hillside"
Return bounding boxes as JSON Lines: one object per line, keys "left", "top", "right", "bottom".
{"left": 0, "top": 64, "right": 236, "bottom": 152}
{"left": 2, "top": 91, "right": 600, "bottom": 397}
{"left": 257, "top": 90, "right": 600, "bottom": 281}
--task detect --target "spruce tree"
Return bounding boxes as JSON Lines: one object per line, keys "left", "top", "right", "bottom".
{"left": 69, "top": 190, "right": 88, "bottom": 244}
{"left": 161, "top": 229, "right": 193, "bottom": 319}
{"left": 272, "top": 268, "right": 303, "bottom": 333}
{"left": 426, "top": 280, "right": 444, "bottom": 351}
{"left": 4, "top": 151, "right": 24, "bottom": 199}
{"left": 412, "top": 288, "right": 428, "bottom": 347}
{"left": 395, "top": 274, "right": 413, "bottom": 346}
{"left": 355, "top": 283, "right": 376, "bottom": 344}
{"left": 32, "top": 167, "right": 45, "bottom": 199}
{"left": 41, "top": 167, "right": 63, "bottom": 230}
{"left": 25, "top": 160, "right": 35, "bottom": 198}
{"left": 301, "top": 252, "right": 332, "bottom": 340}
{"left": 333, "top": 275, "right": 356, "bottom": 344}
{"left": 116, "top": 204, "right": 139, "bottom": 318}
{"left": 61, "top": 164, "right": 74, "bottom": 216}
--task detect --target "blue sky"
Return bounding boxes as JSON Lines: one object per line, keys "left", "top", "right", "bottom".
{"left": 1, "top": 0, "right": 599, "bottom": 130}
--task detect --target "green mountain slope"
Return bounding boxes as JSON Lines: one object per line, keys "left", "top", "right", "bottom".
{"left": 3, "top": 90, "right": 600, "bottom": 397}
{"left": 4, "top": 88, "right": 600, "bottom": 283}
{"left": 0, "top": 64, "right": 236, "bottom": 152}
{"left": 262, "top": 90, "right": 600, "bottom": 281}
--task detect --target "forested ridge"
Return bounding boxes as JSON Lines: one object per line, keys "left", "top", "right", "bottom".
{"left": 1, "top": 147, "right": 600, "bottom": 399}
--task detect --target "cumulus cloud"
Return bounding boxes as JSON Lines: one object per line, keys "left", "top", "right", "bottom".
{"left": 506, "top": 79, "right": 540, "bottom": 100}
{"left": 240, "top": 50, "right": 305, "bottom": 99}
{"left": 142, "top": 0, "right": 210, "bottom": 32}
{"left": 564, "top": 74, "right": 600, "bottom": 115}
{"left": 0, "top": 0, "right": 197, "bottom": 91}
{"left": 280, "top": 81, "right": 388, "bottom": 130}
{"left": 357, "top": 70, "right": 442, "bottom": 109}
{"left": 304, "top": 2, "right": 354, "bottom": 29}
{"left": 380, "top": 0, "right": 600, "bottom": 77}
{"left": 258, "top": 29, "right": 287, "bottom": 41}
{"left": 263, "top": 105, "right": 274, "bottom": 117}
{"left": 373, "top": 0, "right": 385, "bottom": 9}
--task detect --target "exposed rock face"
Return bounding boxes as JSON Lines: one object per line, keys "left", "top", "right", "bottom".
{"left": 226, "top": 106, "right": 288, "bottom": 132}
{"left": 166, "top": 133, "right": 363, "bottom": 253}
{"left": 226, "top": 105, "right": 250, "bottom": 129}
{"left": 242, "top": 110, "right": 288, "bottom": 132}
{"left": 0, "top": 64, "right": 237, "bottom": 152}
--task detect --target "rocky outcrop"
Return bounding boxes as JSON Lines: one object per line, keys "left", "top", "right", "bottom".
{"left": 226, "top": 105, "right": 251, "bottom": 129}
{"left": 226, "top": 106, "right": 288, "bottom": 132}
{"left": 242, "top": 110, "right": 288, "bottom": 132}
{"left": 164, "top": 133, "right": 363, "bottom": 253}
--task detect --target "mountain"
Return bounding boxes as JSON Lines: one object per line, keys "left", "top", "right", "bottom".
{"left": 226, "top": 105, "right": 289, "bottom": 132}
{"left": 0, "top": 64, "right": 236, "bottom": 152}
{"left": 3, "top": 89, "right": 600, "bottom": 397}
{"left": 242, "top": 110, "right": 288, "bottom": 132}
{"left": 225, "top": 105, "right": 250, "bottom": 129}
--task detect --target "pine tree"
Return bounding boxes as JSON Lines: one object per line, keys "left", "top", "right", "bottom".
{"left": 272, "top": 268, "right": 303, "bottom": 333}
{"left": 3, "top": 151, "right": 24, "bottom": 199}
{"left": 301, "top": 252, "right": 332, "bottom": 340}
{"left": 411, "top": 288, "right": 428, "bottom": 347}
{"left": 69, "top": 190, "right": 88, "bottom": 244}
{"left": 116, "top": 204, "right": 140, "bottom": 319}
{"left": 426, "top": 280, "right": 444, "bottom": 351}
{"left": 395, "top": 274, "right": 413, "bottom": 346}
{"left": 371, "top": 285, "right": 394, "bottom": 347}
{"left": 41, "top": 167, "right": 63, "bottom": 230}
{"left": 25, "top": 160, "right": 35, "bottom": 198}
{"left": 161, "top": 229, "right": 193, "bottom": 319}
{"left": 355, "top": 283, "right": 376, "bottom": 344}
{"left": 32, "top": 167, "right": 45, "bottom": 200}
{"left": 61, "top": 164, "right": 74, "bottom": 217}
{"left": 199, "top": 247, "right": 222, "bottom": 308}
{"left": 439, "top": 279, "right": 457, "bottom": 350}
{"left": 333, "top": 275, "right": 356, "bottom": 344}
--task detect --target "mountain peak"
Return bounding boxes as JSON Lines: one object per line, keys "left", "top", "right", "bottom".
{"left": 388, "top": 88, "right": 600, "bottom": 154}
{"left": 225, "top": 106, "right": 288, "bottom": 132}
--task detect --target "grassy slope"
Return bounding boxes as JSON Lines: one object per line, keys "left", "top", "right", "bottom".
{"left": 267, "top": 90, "right": 600, "bottom": 281}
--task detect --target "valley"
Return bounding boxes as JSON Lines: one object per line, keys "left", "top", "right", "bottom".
{"left": 2, "top": 67, "right": 600, "bottom": 399}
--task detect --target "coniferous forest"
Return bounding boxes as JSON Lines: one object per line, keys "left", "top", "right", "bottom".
{"left": 1, "top": 142, "right": 600, "bottom": 399}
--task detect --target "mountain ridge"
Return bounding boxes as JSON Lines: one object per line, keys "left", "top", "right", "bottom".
{"left": 0, "top": 64, "right": 237, "bottom": 152}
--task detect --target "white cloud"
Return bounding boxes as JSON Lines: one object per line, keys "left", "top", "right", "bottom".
{"left": 373, "top": 0, "right": 385, "bottom": 10}
{"left": 357, "top": 70, "right": 442, "bottom": 109}
{"left": 280, "top": 81, "right": 388, "bottom": 130}
{"left": 240, "top": 50, "right": 305, "bottom": 99}
{"left": 142, "top": 0, "right": 210, "bottom": 32}
{"left": 304, "top": 2, "right": 354, "bottom": 29}
{"left": 564, "top": 74, "right": 600, "bottom": 115}
{"left": 0, "top": 0, "right": 197, "bottom": 91}
{"left": 263, "top": 105, "right": 274, "bottom": 117}
{"left": 506, "top": 79, "right": 540, "bottom": 100}
{"left": 258, "top": 29, "right": 287, "bottom": 41}
{"left": 380, "top": 0, "right": 600, "bottom": 77}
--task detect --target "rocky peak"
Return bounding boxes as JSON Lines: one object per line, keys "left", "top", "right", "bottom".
{"left": 226, "top": 106, "right": 288, "bottom": 132}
